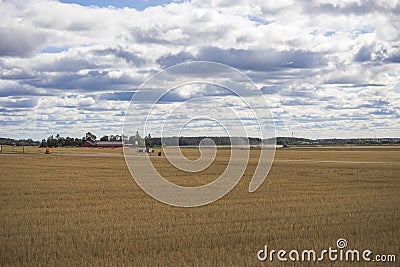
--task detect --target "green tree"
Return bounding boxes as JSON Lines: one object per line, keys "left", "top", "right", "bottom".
{"left": 85, "top": 132, "right": 97, "bottom": 141}
{"left": 145, "top": 134, "right": 152, "bottom": 149}
{"left": 47, "top": 135, "right": 59, "bottom": 147}
{"left": 74, "top": 138, "right": 83, "bottom": 147}
{"left": 100, "top": 135, "right": 109, "bottom": 141}
{"left": 40, "top": 139, "right": 47, "bottom": 147}
{"left": 64, "top": 137, "right": 75, "bottom": 146}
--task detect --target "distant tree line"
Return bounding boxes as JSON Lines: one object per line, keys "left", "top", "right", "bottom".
{"left": 40, "top": 134, "right": 83, "bottom": 147}
{"left": 0, "top": 137, "right": 40, "bottom": 146}
{"left": 40, "top": 132, "right": 99, "bottom": 147}
{"left": 39, "top": 132, "right": 143, "bottom": 147}
{"left": 148, "top": 136, "right": 264, "bottom": 147}
{"left": 99, "top": 134, "right": 123, "bottom": 141}
{"left": 276, "top": 137, "right": 400, "bottom": 146}
{"left": 2, "top": 133, "right": 399, "bottom": 148}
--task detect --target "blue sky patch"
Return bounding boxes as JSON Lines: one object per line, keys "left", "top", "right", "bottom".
{"left": 248, "top": 16, "right": 271, "bottom": 26}
{"left": 323, "top": 31, "right": 336, "bottom": 37}
{"left": 59, "top": 0, "right": 181, "bottom": 10}
{"left": 40, "top": 46, "right": 70, "bottom": 53}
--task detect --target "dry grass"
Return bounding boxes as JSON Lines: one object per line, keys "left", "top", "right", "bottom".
{"left": 0, "top": 146, "right": 125, "bottom": 155}
{"left": 0, "top": 148, "right": 399, "bottom": 266}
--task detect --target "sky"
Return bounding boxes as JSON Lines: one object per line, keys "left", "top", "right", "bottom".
{"left": 0, "top": 0, "right": 399, "bottom": 140}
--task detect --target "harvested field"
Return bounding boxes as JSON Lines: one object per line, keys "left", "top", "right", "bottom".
{"left": 0, "top": 147, "right": 399, "bottom": 266}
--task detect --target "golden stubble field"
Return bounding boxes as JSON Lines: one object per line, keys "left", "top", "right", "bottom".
{"left": 0, "top": 147, "right": 399, "bottom": 266}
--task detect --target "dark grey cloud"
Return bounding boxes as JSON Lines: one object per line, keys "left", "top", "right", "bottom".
{"left": 131, "top": 26, "right": 186, "bottom": 44}
{"left": 292, "top": 115, "right": 369, "bottom": 123}
{"left": 318, "top": 96, "right": 335, "bottom": 101}
{"left": 0, "top": 120, "right": 24, "bottom": 126}
{"left": 354, "top": 45, "right": 372, "bottom": 62}
{"left": 370, "top": 121, "right": 389, "bottom": 127}
{"left": 26, "top": 71, "right": 138, "bottom": 91}
{"left": 38, "top": 58, "right": 99, "bottom": 72}
{"left": 97, "top": 92, "right": 134, "bottom": 101}
{"left": 157, "top": 88, "right": 230, "bottom": 103}
{"left": 197, "top": 47, "right": 326, "bottom": 71}
{"left": 247, "top": 68, "right": 319, "bottom": 85}
{"left": 0, "top": 28, "right": 47, "bottom": 57}
{"left": 324, "top": 76, "right": 362, "bottom": 85}
{"left": 0, "top": 85, "right": 49, "bottom": 97}
{"left": 157, "top": 51, "right": 194, "bottom": 68}
{"left": 0, "top": 70, "right": 34, "bottom": 80}
{"left": 79, "top": 106, "right": 120, "bottom": 112}
{"left": 354, "top": 44, "right": 400, "bottom": 64}
{"left": 261, "top": 85, "right": 325, "bottom": 100}
{"left": 93, "top": 48, "right": 147, "bottom": 66}
{"left": 325, "top": 99, "right": 391, "bottom": 110}
{"left": 0, "top": 97, "right": 38, "bottom": 108}
{"left": 281, "top": 99, "right": 315, "bottom": 106}
{"left": 325, "top": 104, "right": 358, "bottom": 110}
{"left": 289, "top": 88, "right": 317, "bottom": 98}
{"left": 357, "top": 99, "right": 390, "bottom": 109}
{"left": 114, "top": 111, "right": 126, "bottom": 117}
{"left": 337, "top": 84, "right": 386, "bottom": 87}
{"left": 369, "top": 109, "right": 397, "bottom": 116}
{"left": 307, "top": 1, "right": 400, "bottom": 15}
{"left": 260, "top": 86, "right": 281, "bottom": 94}
{"left": 0, "top": 108, "right": 27, "bottom": 114}
{"left": 386, "top": 50, "right": 400, "bottom": 63}
{"left": 66, "top": 21, "right": 92, "bottom": 32}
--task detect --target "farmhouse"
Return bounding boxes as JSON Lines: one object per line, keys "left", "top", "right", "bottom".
{"left": 82, "top": 137, "right": 122, "bottom": 148}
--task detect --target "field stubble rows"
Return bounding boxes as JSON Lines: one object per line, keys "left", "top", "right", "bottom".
{"left": 0, "top": 148, "right": 399, "bottom": 266}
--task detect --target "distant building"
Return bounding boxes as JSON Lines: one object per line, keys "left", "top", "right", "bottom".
{"left": 82, "top": 137, "right": 122, "bottom": 148}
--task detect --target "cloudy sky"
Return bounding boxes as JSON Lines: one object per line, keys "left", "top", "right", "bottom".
{"left": 1, "top": 0, "right": 399, "bottom": 140}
